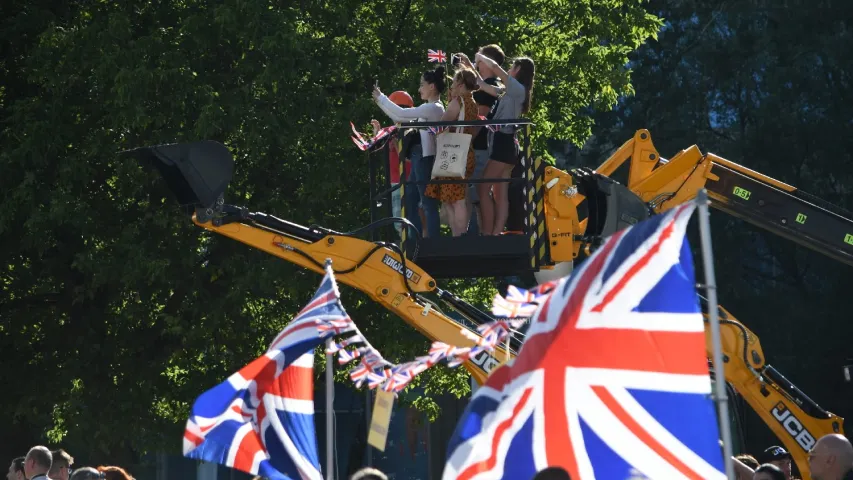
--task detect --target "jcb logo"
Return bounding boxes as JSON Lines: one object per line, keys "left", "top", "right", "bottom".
{"left": 772, "top": 402, "right": 816, "bottom": 452}
{"left": 470, "top": 351, "right": 501, "bottom": 374}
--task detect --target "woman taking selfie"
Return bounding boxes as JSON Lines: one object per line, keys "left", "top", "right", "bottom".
{"left": 373, "top": 66, "right": 447, "bottom": 238}
{"left": 424, "top": 67, "right": 481, "bottom": 236}
{"left": 472, "top": 54, "right": 535, "bottom": 236}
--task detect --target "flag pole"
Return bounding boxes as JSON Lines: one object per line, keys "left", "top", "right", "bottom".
{"left": 325, "top": 337, "right": 334, "bottom": 480}
{"left": 696, "top": 188, "right": 734, "bottom": 480}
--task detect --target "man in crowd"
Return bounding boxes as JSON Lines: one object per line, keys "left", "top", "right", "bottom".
{"left": 759, "top": 445, "right": 793, "bottom": 479}
{"left": 809, "top": 434, "right": 853, "bottom": 480}
{"left": 23, "top": 446, "right": 52, "bottom": 480}
{"left": 49, "top": 449, "right": 74, "bottom": 480}
{"left": 6, "top": 458, "right": 24, "bottom": 480}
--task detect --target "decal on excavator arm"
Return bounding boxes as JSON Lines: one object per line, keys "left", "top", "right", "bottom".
{"left": 845, "top": 234, "right": 853, "bottom": 246}
{"left": 470, "top": 350, "right": 501, "bottom": 375}
{"left": 772, "top": 401, "right": 817, "bottom": 452}
{"left": 795, "top": 213, "right": 807, "bottom": 224}
{"left": 733, "top": 186, "right": 752, "bottom": 201}
{"left": 381, "top": 254, "right": 422, "bottom": 284}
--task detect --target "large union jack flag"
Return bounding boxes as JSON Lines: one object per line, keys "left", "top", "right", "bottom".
{"left": 442, "top": 203, "right": 726, "bottom": 480}
{"left": 183, "top": 264, "right": 352, "bottom": 480}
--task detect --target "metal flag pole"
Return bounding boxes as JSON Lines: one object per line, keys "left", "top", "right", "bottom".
{"left": 326, "top": 338, "right": 335, "bottom": 480}
{"left": 696, "top": 188, "right": 734, "bottom": 480}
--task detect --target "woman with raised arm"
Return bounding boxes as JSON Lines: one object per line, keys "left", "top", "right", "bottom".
{"left": 424, "top": 67, "right": 481, "bottom": 236}
{"left": 472, "top": 54, "right": 535, "bottom": 236}
{"left": 372, "top": 66, "right": 446, "bottom": 238}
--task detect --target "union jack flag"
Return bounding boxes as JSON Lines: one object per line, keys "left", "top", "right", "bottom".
{"left": 443, "top": 203, "right": 726, "bottom": 480}
{"left": 183, "top": 263, "right": 352, "bottom": 480}
{"left": 427, "top": 49, "right": 447, "bottom": 63}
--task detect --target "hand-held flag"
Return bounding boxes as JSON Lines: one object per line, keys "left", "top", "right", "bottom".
{"left": 443, "top": 203, "right": 727, "bottom": 480}
{"left": 183, "top": 265, "right": 353, "bottom": 480}
{"left": 428, "top": 49, "right": 447, "bottom": 63}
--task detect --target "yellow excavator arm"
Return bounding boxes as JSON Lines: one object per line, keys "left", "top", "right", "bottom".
{"left": 707, "top": 300, "right": 843, "bottom": 477}
{"left": 126, "top": 141, "right": 508, "bottom": 386}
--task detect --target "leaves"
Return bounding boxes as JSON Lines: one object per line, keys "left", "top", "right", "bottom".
{"left": 0, "top": 0, "right": 659, "bottom": 462}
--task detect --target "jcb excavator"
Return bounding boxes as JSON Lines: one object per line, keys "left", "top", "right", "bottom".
{"left": 127, "top": 127, "right": 846, "bottom": 479}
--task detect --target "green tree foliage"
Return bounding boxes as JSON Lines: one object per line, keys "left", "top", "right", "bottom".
{"left": 0, "top": 0, "right": 660, "bottom": 462}
{"left": 579, "top": 0, "right": 853, "bottom": 456}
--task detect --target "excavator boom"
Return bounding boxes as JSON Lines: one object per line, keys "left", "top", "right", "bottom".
{"left": 595, "top": 129, "right": 853, "bottom": 266}
{"left": 125, "top": 141, "right": 509, "bottom": 385}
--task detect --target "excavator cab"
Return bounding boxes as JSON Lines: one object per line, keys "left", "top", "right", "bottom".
{"left": 125, "top": 140, "right": 234, "bottom": 214}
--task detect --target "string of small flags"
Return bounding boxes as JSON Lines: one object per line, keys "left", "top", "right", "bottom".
{"left": 335, "top": 282, "right": 558, "bottom": 394}
{"left": 491, "top": 281, "right": 558, "bottom": 318}
{"left": 311, "top": 269, "right": 560, "bottom": 394}
{"left": 350, "top": 121, "right": 396, "bottom": 152}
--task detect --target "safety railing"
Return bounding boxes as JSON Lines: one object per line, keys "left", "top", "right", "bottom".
{"left": 365, "top": 117, "right": 551, "bottom": 275}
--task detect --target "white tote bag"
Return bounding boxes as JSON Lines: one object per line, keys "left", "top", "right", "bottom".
{"left": 431, "top": 102, "right": 471, "bottom": 179}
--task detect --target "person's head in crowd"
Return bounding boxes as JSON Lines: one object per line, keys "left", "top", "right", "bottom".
{"left": 759, "top": 445, "right": 792, "bottom": 479}
{"left": 350, "top": 467, "right": 388, "bottom": 480}
{"left": 71, "top": 468, "right": 104, "bottom": 480}
{"left": 419, "top": 65, "right": 446, "bottom": 102}
{"left": 6, "top": 457, "right": 25, "bottom": 480}
{"left": 808, "top": 433, "right": 853, "bottom": 480}
{"left": 532, "top": 466, "right": 572, "bottom": 479}
{"left": 754, "top": 463, "right": 787, "bottom": 480}
{"left": 735, "top": 453, "right": 760, "bottom": 469}
{"left": 475, "top": 44, "right": 505, "bottom": 78}
{"left": 509, "top": 56, "right": 535, "bottom": 115}
{"left": 96, "top": 466, "right": 134, "bottom": 480}
{"left": 450, "top": 67, "right": 480, "bottom": 99}
{"left": 50, "top": 449, "right": 74, "bottom": 480}
{"left": 24, "top": 446, "right": 52, "bottom": 479}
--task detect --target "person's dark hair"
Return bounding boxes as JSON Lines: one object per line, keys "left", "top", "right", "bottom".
{"left": 423, "top": 65, "right": 446, "bottom": 94}
{"left": 512, "top": 57, "right": 535, "bottom": 114}
{"left": 532, "top": 466, "right": 572, "bottom": 480}
{"left": 71, "top": 467, "right": 105, "bottom": 480}
{"left": 734, "top": 454, "right": 760, "bottom": 469}
{"left": 755, "top": 463, "right": 786, "bottom": 480}
{"left": 453, "top": 67, "right": 480, "bottom": 92}
{"left": 479, "top": 44, "right": 506, "bottom": 65}
{"left": 350, "top": 466, "right": 388, "bottom": 480}
{"left": 12, "top": 457, "right": 24, "bottom": 473}
{"left": 25, "top": 446, "right": 52, "bottom": 470}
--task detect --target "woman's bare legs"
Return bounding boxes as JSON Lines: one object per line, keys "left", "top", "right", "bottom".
{"left": 448, "top": 199, "right": 469, "bottom": 236}
{"left": 492, "top": 162, "right": 513, "bottom": 235}
{"left": 479, "top": 160, "right": 514, "bottom": 235}
{"left": 478, "top": 161, "right": 504, "bottom": 235}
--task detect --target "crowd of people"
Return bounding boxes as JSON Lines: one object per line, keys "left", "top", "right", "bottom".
{"left": 370, "top": 43, "right": 534, "bottom": 239}
{"left": 6, "top": 446, "right": 134, "bottom": 480}
{"left": 730, "top": 434, "right": 853, "bottom": 480}
{"left": 8, "top": 435, "right": 852, "bottom": 479}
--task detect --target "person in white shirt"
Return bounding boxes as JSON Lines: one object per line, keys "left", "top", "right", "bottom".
{"left": 372, "top": 66, "right": 447, "bottom": 238}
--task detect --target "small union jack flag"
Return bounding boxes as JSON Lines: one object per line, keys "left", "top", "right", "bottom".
{"left": 491, "top": 294, "right": 537, "bottom": 318}
{"left": 427, "top": 49, "right": 447, "bottom": 63}
{"left": 443, "top": 203, "right": 726, "bottom": 479}
{"left": 183, "top": 262, "right": 352, "bottom": 480}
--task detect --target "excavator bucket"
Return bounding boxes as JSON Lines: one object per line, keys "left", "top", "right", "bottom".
{"left": 124, "top": 140, "right": 234, "bottom": 210}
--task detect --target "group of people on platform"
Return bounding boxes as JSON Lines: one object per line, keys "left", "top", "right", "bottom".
{"left": 371, "top": 44, "right": 535, "bottom": 238}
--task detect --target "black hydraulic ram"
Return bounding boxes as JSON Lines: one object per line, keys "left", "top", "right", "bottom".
{"left": 707, "top": 162, "right": 853, "bottom": 267}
